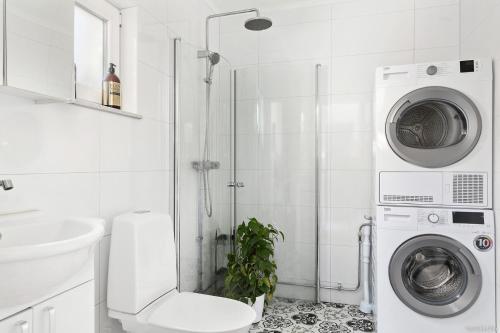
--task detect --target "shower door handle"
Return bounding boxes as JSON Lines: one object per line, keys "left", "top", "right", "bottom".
{"left": 227, "top": 181, "right": 245, "bottom": 188}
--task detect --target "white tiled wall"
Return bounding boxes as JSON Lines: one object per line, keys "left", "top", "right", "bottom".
{"left": 0, "top": 0, "right": 214, "bottom": 332}
{"left": 219, "top": 0, "right": 467, "bottom": 304}
{"left": 460, "top": 0, "right": 500, "bottom": 328}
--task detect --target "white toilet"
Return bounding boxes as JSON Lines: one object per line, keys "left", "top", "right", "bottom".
{"left": 107, "top": 211, "right": 256, "bottom": 333}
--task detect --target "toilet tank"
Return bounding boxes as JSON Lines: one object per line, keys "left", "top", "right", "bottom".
{"left": 107, "top": 211, "right": 177, "bottom": 314}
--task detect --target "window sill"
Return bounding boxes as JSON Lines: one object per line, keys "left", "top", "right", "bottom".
{"left": 68, "top": 99, "right": 142, "bottom": 119}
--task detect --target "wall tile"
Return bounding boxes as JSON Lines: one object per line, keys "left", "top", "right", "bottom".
{"left": 130, "top": 119, "right": 168, "bottom": 171}
{"left": 332, "top": 0, "right": 414, "bottom": 20}
{"left": 330, "top": 245, "right": 359, "bottom": 286}
{"left": 99, "top": 172, "right": 133, "bottom": 234}
{"left": 329, "top": 131, "right": 372, "bottom": 171}
{"left": 414, "top": 46, "right": 459, "bottom": 62}
{"left": 415, "top": 5, "right": 459, "bottom": 49}
{"left": 460, "top": 0, "right": 500, "bottom": 40}
{"left": 259, "top": 21, "right": 331, "bottom": 64}
{"left": 333, "top": 11, "right": 414, "bottom": 56}
{"left": 332, "top": 51, "right": 414, "bottom": 94}
{"left": 235, "top": 65, "right": 259, "bottom": 100}
{"left": 263, "top": 4, "right": 332, "bottom": 27}
{"left": 100, "top": 113, "right": 134, "bottom": 172}
{"left": 461, "top": 3, "right": 500, "bottom": 59}
{"left": 0, "top": 104, "right": 100, "bottom": 174}
{"left": 259, "top": 59, "right": 330, "bottom": 98}
{"left": 328, "top": 93, "right": 373, "bottom": 133}
{"left": 130, "top": 170, "right": 170, "bottom": 213}
{"left": 137, "top": 62, "right": 168, "bottom": 121}
{"left": 332, "top": 208, "right": 370, "bottom": 246}
{"left": 220, "top": 31, "right": 259, "bottom": 67}
{"left": 137, "top": 8, "right": 170, "bottom": 74}
{"left": 0, "top": 173, "right": 100, "bottom": 216}
{"left": 332, "top": 170, "right": 372, "bottom": 208}
{"left": 235, "top": 99, "right": 259, "bottom": 135}
{"left": 261, "top": 97, "right": 315, "bottom": 134}
{"left": 415, "top": 0, "right": 459, "bottom": 8}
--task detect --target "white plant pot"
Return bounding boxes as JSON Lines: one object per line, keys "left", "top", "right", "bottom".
{"left": 250, "top": 294, "right": 265, "bottom": 323}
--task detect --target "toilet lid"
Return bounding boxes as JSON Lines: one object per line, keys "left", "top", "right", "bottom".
{"left": 148, "top": 292, "right": 256, "bottom": 332}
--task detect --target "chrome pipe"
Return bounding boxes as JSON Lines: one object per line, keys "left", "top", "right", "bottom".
{"left": 205, "top": 8, "right": 259, "bottom": 51}
{"left": 173, "top": 38, "right": 182, "bottom": 291}
{"left": 314, "top": 64, "right": 321, "bottom": 303}
{"left": 232, "top": 69, "right": 237, "bottom": 253}
{"left": 3, "top": 0, "right": 7, "bottom": 85}
{"left": 278, "top": 219, "right": 373, "bottom": 293}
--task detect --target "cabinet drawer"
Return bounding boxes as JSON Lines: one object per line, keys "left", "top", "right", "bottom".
{"left": 33, "top": 281, "right": 94, "bottom": 333}
{"left": 0, "top": 309, "right": 33, "bottom": 333}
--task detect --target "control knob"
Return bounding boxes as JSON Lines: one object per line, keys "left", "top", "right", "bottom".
{"left": 427, "top": 213, "right": 440, "bottom": 224}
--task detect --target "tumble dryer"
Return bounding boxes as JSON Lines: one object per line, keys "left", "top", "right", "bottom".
{"left": 374, "top": 59, "right": 493, "bottom": 208}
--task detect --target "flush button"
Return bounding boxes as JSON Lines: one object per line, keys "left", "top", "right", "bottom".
{"left": 428, "top": 213, "right": 440, "bottom": 223}
{"left": 427, "top": 65, "right": 438, "bottom": 75}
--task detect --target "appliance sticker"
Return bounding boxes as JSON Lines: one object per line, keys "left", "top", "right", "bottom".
{"left": 474, "top": 235, "right": 493, "bottom": 251}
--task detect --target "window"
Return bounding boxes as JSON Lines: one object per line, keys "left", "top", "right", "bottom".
{"left": 74, "top": 0, "right": 120, "bottom": 104}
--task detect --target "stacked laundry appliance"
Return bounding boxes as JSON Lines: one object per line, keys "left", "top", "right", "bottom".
{"left": 373, "top": 59, "right": 496, "bottom": 333}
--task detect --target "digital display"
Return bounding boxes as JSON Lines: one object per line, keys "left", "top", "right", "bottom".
{"left": 460, "top": 60, "right": 475, "bottom": 73}
{"left": 453, "top": 211, "right": 484, "bottom": 224}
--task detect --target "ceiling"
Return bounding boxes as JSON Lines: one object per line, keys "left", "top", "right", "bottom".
{"left": 208, "top": 0, "right": 338, "bottom": 11}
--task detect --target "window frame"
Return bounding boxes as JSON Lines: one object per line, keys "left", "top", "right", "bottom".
{"left": 74, "top": 0, "right": 121, "bottom": 103}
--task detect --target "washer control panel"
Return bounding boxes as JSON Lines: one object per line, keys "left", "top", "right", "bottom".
{"left": 378, "top": 206, "right": 494, "bottom": 232}
{"left": 416, "top": 209, "right": 488, "bottom": 230}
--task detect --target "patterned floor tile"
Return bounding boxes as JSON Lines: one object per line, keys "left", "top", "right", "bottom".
{"left": 249, "top": 298, "right": 375, "bottom": 333}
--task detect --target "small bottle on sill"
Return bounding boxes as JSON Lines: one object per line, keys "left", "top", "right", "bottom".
{"left": 102, "top": 63, "right": 121, "bottom": 109}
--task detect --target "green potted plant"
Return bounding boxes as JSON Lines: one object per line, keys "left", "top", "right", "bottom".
{"left": 224, "top": 217, "right": 284, "bottom": 322}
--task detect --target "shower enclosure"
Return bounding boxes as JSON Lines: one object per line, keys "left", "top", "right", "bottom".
{"left": 173, "top": 9, "right": 366, "bottom": 303}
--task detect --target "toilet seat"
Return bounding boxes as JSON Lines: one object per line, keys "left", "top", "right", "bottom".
{"left": 148, "top": 292, "right": 256, "bottom": 332}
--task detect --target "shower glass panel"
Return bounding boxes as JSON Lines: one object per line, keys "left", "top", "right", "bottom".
{"left": 175, "top": 39, "right": 234, "bottom": 295}
{"left": 234, "top": 63, "right": 324, "bottom": 297}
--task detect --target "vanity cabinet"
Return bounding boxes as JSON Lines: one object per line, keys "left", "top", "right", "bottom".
{"left": 0, "top": 309, "right": 33, "bottom": 333}
{"left": 2, "top": 0, "right": 74, "bottom": 101}
{"left": 0, "top": 282, "right": 94, "bottom": 333}
{"left": 33, "top": 282, "right": 93, "bottom": 333}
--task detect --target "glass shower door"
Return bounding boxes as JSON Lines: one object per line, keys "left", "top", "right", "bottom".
{"left": 233, "top": 64, "right": 318, "bottom": 296}
{"left": 174, "top": 39, "right": 234, "bottom": 295}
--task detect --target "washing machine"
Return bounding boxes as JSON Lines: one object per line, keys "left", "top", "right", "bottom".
{"left": 374, "top": 59, "right": 493, "bottom": 208}
{"left": 375, "top": 206, "right": 496, "bottom": 333}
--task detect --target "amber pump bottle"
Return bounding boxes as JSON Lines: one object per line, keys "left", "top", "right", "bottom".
{"left": 102, "top": 63, "right": 121, "bottom": 109}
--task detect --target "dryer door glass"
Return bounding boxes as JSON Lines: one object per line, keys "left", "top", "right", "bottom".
{"left": 389, "top": 234, "right": 482, "bottom": 318}
{"left": 386, "top": 87, "right": 482, "bottom": 168}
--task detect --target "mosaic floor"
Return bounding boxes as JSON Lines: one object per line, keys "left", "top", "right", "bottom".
{"left": 249, "top": 298, "right": 375, "bottom": 333}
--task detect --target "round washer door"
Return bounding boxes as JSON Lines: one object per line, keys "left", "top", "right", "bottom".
{"left": 389, "top": 234, "right": 482, "bottom": 318}
{"left": 386, "top": 86, "right": 482, "bottom": 168}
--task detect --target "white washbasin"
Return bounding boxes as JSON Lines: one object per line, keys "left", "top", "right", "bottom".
{"left": 0, "top": 211, "right": 104, "bottom": 308}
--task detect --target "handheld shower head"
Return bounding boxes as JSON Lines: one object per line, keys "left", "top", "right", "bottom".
{"left": 205, "top": 52, "right": 220, "bottom": 84}
{"left": 208, "top": 52, "right": 220, "bottom": 65}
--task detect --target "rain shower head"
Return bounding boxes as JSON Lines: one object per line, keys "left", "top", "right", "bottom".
{"left": 204, "top": 8, "right": 273, "bottom": 50}
{"left": 244, "top": 16, "right": 273, "bottom": 31}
